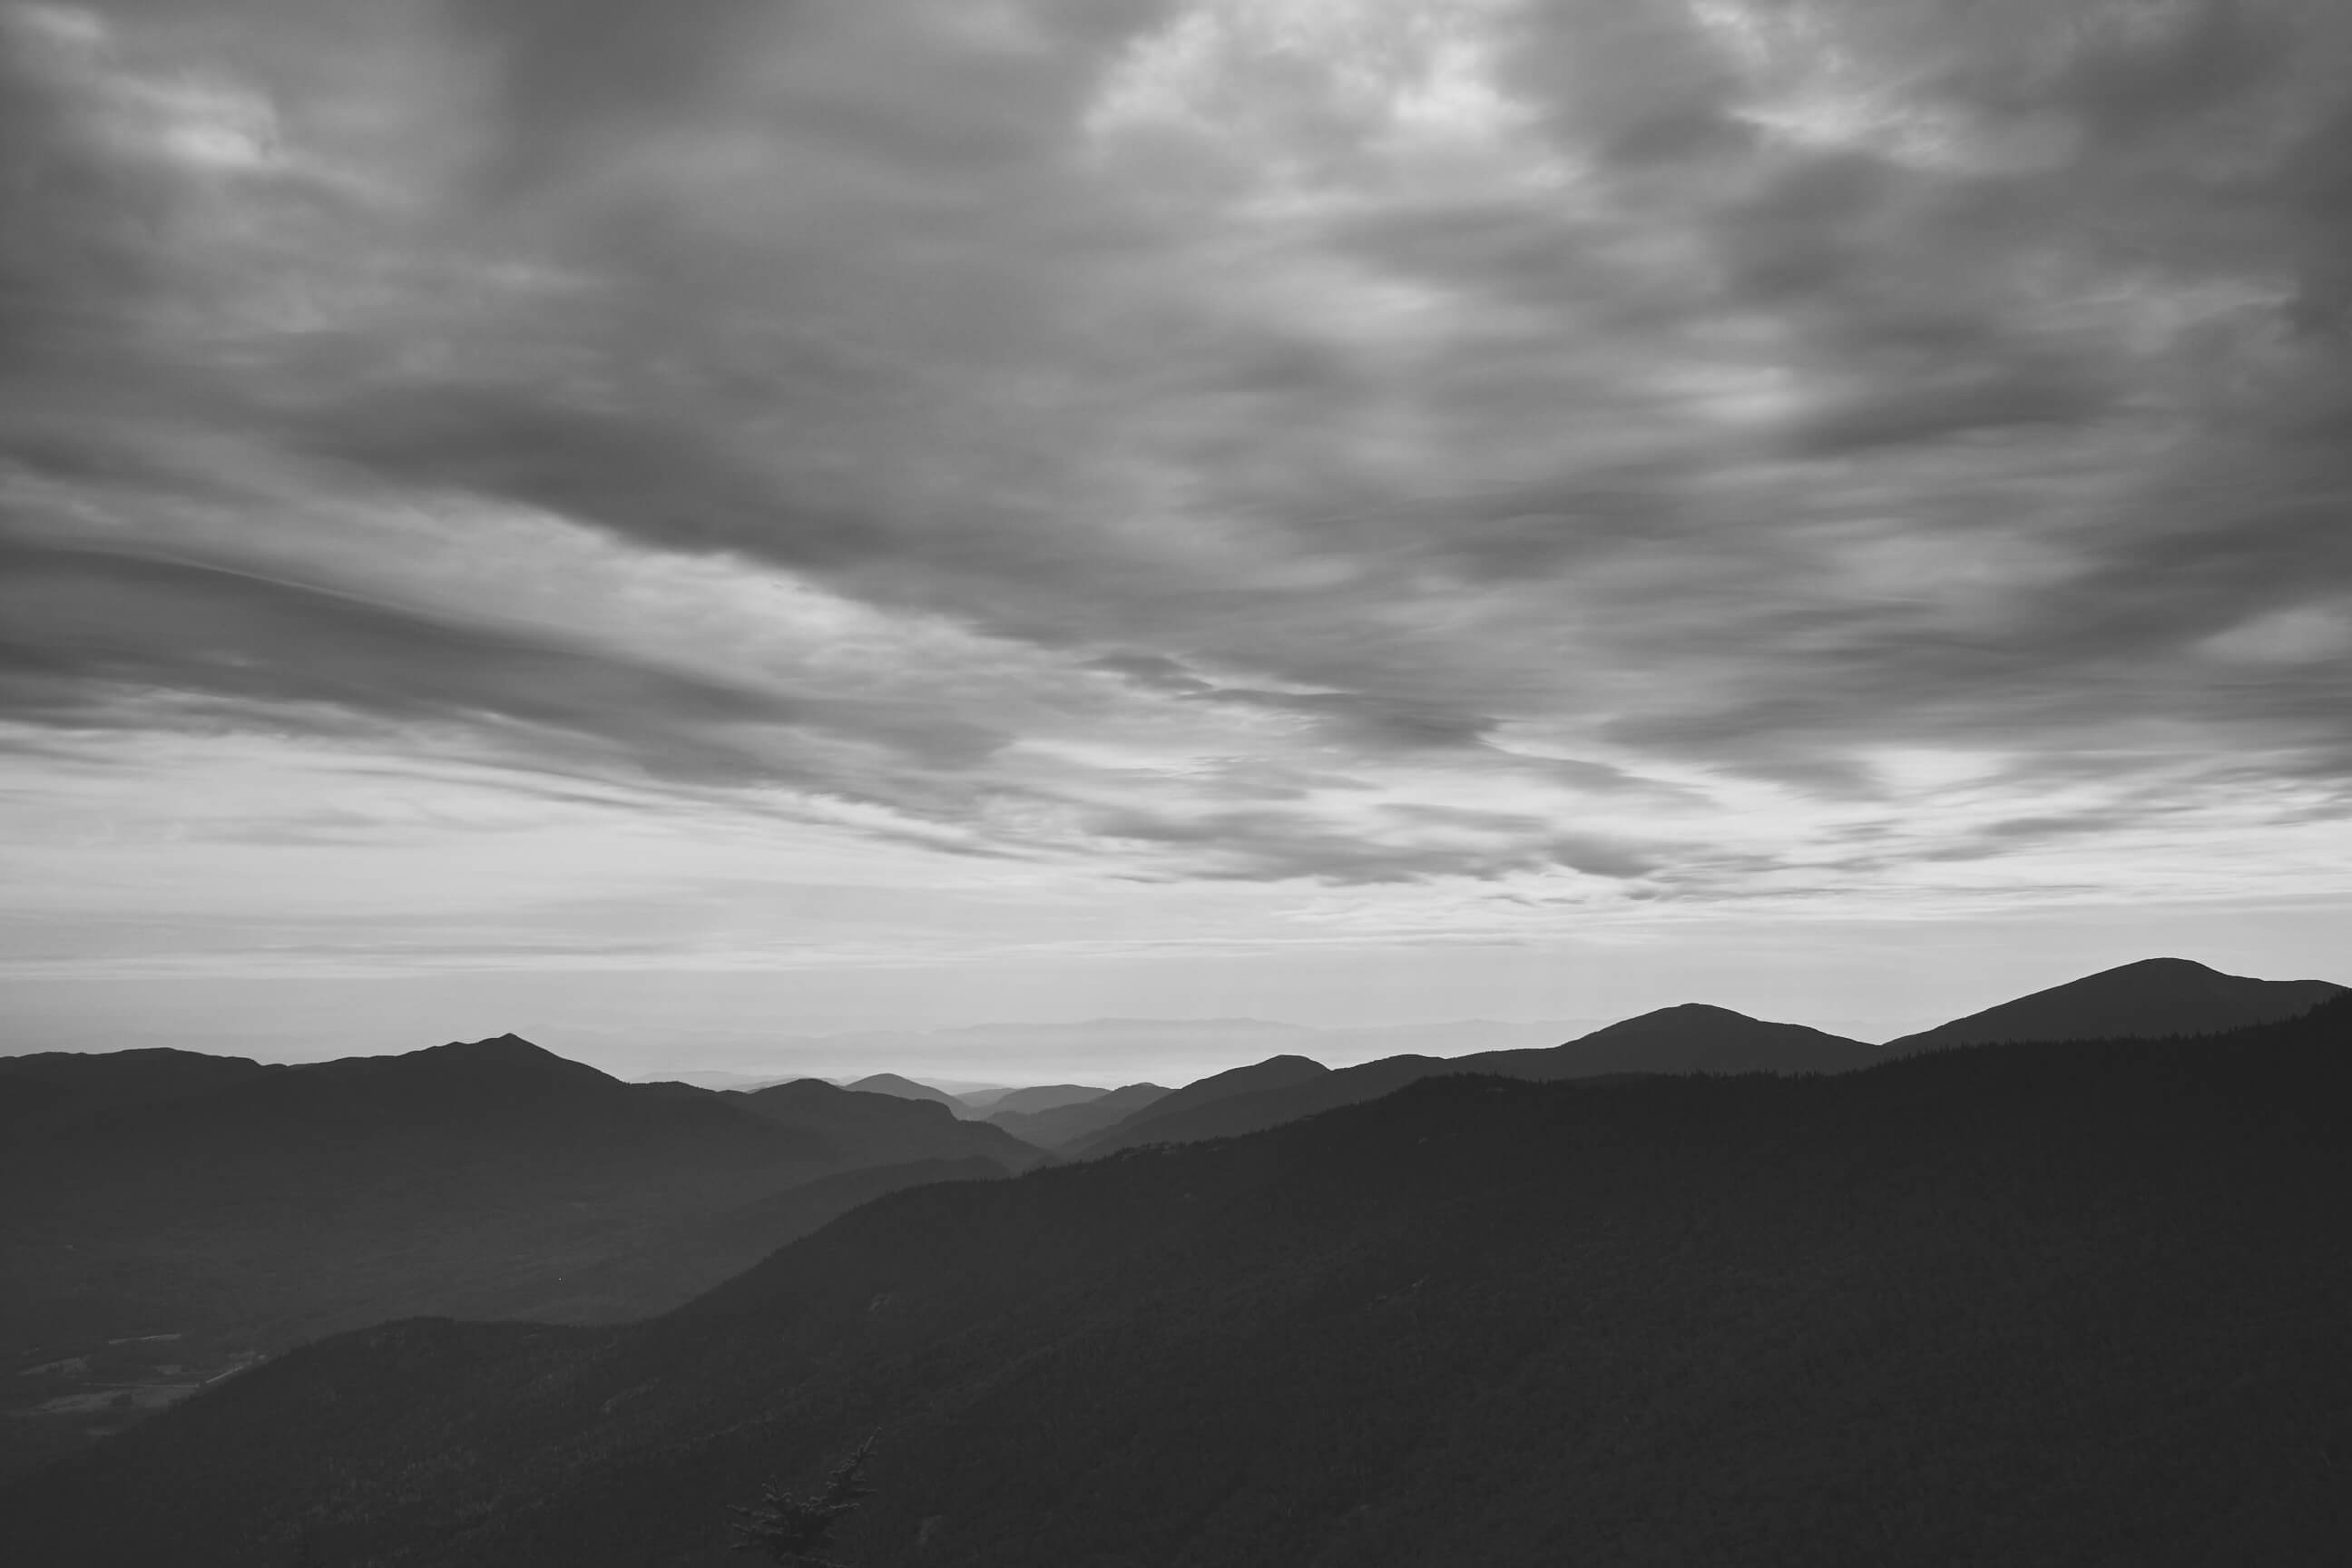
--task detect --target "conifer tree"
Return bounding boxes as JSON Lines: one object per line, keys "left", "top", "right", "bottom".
{"left": 728, "top": 1435, "right": 878, "bottom": 1566}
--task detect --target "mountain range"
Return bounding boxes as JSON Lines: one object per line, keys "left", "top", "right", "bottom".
{"left": 3, "top": 956, "right": 2336, "bottom": 1494}
{"left": 0, "top": 1038, "right": 1041, "bottom": 1478}
{"left": 636, "top": 1017, "right": 1607, "bottom": 1097}
{"left": 5, "top": 987, "right": 2345, "bottom": 1565}
{"left": 654, "top": 959, "right": 2342, "bottom": 1155}
{"left": 1068, "top": 1003, "right": 1886, "bottom": 1157}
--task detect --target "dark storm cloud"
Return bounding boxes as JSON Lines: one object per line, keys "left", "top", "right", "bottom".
{"left": 305, "top": 384, "right": 878, "bottom": 570}
{"left": 0, "top": 12, "right": 167, "bottom": 367}
{"left": 0, "top": 538, "right": 1005, "bottom": 790}
{"left": 446, "top": 0, "right": 779, "bottom": 192}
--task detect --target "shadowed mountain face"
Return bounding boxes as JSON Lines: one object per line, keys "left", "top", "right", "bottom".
{"left": 11, "top": 999, "right": 2347, "bottom": 1567}
{"left": 0, "top": 1037, "right": 1040, "bottom": 1479}
{"left": 1884, "top": 957, "right": 2344, "bottom": 1055}
{"left": 1075, "top": 1006, "right": 1878, "bottom": 1157}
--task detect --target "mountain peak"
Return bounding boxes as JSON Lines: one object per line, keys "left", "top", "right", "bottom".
{"left": 1625, "top": 1003, "right": 1761, "bottom": 1024}
{"left": 1887, "top": 958, "right": 2343, "bottom": 1054}
{"left": 2100, "top": 956, "right": 2220, "bottom": 978}
{"left": 322, "top": 1034, "right": 621, "bottom": 1099}
{"left": 446, "top": 1032, "right": 543, "bottom": 1052}
{"left": 422, "top": 1033, "right": 575, "bottom": 1067}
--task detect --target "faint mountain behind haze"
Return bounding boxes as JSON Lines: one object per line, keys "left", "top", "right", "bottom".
{"left": 986, "top": 1083, "right": 1171, "bottom": 1150}
{"left": 635, "top": 1068, "right": 799, "bottom": 1092}
{"left": 639, "top": 1019, "right": 1601, "bottom": 1093}
{"left": 1883, "top": 957, "right": 2344, "bottom": 1054}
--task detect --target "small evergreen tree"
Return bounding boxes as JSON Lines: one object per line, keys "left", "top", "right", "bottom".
{"left": 728, "top": 1435, "right": 878, "bottom": 1567}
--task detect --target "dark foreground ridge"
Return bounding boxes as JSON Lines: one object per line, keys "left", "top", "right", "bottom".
{"left": 8, "top": 995, "right": 2347, "bottom": 1566}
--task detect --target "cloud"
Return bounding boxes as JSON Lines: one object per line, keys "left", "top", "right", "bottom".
{"left": 0, "top": 537, "right": 1010, "bottom": 797}
{"left": 304, "top": 383, "right": 881, "bottom": 570}
{"left": 4, "top": 0, "right": 2352, "bottom": 939}
{"left": 446, "top": 0, "right": 778, "bottom": 193}
{"left": 1089, "top": 801, "right": 1661, "bottom": 885}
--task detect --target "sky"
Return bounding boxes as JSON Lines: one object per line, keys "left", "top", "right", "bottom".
{"left": 2, "top": 0, "right": 2348, "bottom": 1079}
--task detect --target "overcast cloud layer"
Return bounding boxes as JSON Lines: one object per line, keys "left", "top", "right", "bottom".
{"left": 3, "top": 0, "right": 2348, "bottom": 1044}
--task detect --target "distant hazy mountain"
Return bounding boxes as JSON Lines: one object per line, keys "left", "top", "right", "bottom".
{"left": 23, "top": 998, "right": 2346, "bottom": 1567}
{"left": 1076, "top": 1006, "right": 1878, "bottom": 1156}
{"left": 987, "top": 1083, "right": 1171, "bottom": 1149}
{"left": 618, "top": 1019, "right": 1606, "bottom": 1091}
{"left": 977, "top": 1083, "right": 1109, "bottom": 1115}
{"left": 730, "top": 1079, "right": 1047, "bottom": 1169}
{"left": 1885, "top": 957, "right": 2344, "bottom": 1054}
{"left": 0, "top": 1035, "right": 1038, "bottom": 1478}
{"left": 843, "top": 1071, "right": 973, "bottom": 1111}
{"left": 633, "top": 1068, "right": 801, "bottom": 1092}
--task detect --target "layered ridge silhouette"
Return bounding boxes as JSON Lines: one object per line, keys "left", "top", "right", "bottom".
{"left": 7, "top": 995, "right": 2345, "bottom": 1566}
{"left": 1072, "top": 1003, "right": 1881, "bottom": 1156}
{"left": 0, "top": 1036, "right": 1044, "bottom": 1477}
{"left": 5, "top": 957, "right": 2339, "bottom": 1498}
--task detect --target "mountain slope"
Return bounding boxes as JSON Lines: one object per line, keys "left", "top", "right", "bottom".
{"left": 983, "top": 1084, "right": 1109, "bottom": 1115}
{"left": 987, "top": 1083, "right": 1170, "bottom": 1149}
{"left": 1454, "top": 1003, "right": 1880, "bottom": 1078}
{"left": 1064, "top": 1054, "right": 1328, "bottom": 1155}
{"left": 12, "top": 999, "right": 2347, "bottom": 1567}
{"left": 1885, "top": 956, "right": 2343, "bottom": 1054}
{"left": 1078, "top": 1005, "right": 1877, "bottom": 1156}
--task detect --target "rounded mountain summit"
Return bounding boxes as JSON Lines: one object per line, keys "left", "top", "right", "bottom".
{"left": 1883, "top": 957, "right": 2343, "bottom": 1055}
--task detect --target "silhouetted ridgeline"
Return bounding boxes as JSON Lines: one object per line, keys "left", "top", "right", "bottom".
{"left": 7, "top": 995, "right": 2347, "bottom": 1566}
{"left": 1883, "top": 955, "right": 2340, "bottom": 1054}
{"left": 1070, "top": 1002, "right": 1883, "bottom": 1156}
{"left": 0, "top": 1037, "right": 1041, "bottom": 1477}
